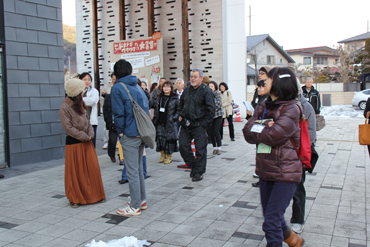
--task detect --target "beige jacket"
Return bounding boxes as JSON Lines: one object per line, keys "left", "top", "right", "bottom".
{"left": 59, "top": 97, "right": 94, "bottom": 142}
{"left": 221, "top": 90, "right": 233, "bottom": 118}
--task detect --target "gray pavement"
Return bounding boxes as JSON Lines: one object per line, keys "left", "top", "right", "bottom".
{"left": 0, "top": 116, "right": 369, "bottom": 247}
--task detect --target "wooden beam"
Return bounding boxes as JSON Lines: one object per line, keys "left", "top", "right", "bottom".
{"left": 119, "top": 0, "right": 126, "bottom": 40}
{"left": 148, "top": 0, "right": 155, "bottom": 36}
{"left": 91, "top": 0, "right": 101, "bottom": 115}
{"left": 182, "top": 0, "right": 190, "bottom": 83}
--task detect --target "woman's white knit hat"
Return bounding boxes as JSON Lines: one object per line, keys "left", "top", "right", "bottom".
{"left": 65, "top": 78, "right": 85, "bottom": 97}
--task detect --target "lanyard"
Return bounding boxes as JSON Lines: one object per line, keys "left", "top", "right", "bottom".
{"left": 160, "top": 96, "right": 170, "bottom": 108}
{"left": 261, "top": 108, "right": 266, "bottom": 121}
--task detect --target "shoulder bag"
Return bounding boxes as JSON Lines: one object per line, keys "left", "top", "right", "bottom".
{"left": 120, "top": 83, "right": 156, "bottom": 149}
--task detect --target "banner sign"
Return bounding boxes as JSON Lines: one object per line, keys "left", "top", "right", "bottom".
{"left": 113, "top": 39, "right": 158, "bottom": 54}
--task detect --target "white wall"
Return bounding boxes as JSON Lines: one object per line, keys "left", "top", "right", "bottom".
{"left": 223, "top": 0, "right": 247, "bottom": 117}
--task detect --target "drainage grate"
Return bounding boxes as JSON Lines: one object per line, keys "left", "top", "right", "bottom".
{"left": 237, "top": 180, "right": 248, "bottom": 184}
{"left": 119, "top": 193, "right": 130, "bottom": 197}
{"left": 321, "top": 186, "right": 342, "bottom": 190}
{"left": 51, "top": 195, "right": 65, "bottom": 199}
{"left": 306, "top": 197, "right": 316, "bottom": 200}
{"left": 232, "top": 231, "right": 264, "bottom": 240}
{"left": 102, "top": 214, "right": 129, "bottom": 224}
{"left": 182, "top": 186, "right": 194, "bottom": 190}
{"left": 0, "top": 221, "right": 18, "bottom": 229}
{"left": 232, "top": 201, "right": 258, "bottom": 209}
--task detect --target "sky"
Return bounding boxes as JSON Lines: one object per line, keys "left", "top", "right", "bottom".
{"left": 62, "top": 0, "right": 370, "bottom": 50}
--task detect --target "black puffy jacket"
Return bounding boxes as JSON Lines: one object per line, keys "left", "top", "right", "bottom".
{"left": 178, "top": 83, "right": 215, "bottom": 129}
{"left": 302, "top": 85, "right": 321, "bottom": 114}
{"left": 153, "top": 93, "right": 179, "bottom": 140}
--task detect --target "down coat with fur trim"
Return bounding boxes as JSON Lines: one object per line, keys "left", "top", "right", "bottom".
{"left": 243, "top": 98, "right": 302, "bottom": 184}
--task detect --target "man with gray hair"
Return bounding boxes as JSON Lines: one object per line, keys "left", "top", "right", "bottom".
{"left": 177, "top": 69, "right": 215, "bottom": 181}
{"left": 302, "top": 77, "right": 321, "bottom": 116}
{"left": 174, "top": 78, "right": 185, "bottom": 98}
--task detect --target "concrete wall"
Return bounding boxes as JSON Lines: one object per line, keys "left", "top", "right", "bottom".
{"left": 4, "top": 0, "right": 65, "bottom": 166}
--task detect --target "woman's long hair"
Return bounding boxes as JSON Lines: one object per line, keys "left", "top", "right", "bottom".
{"left": 150, "top": 82, "right": 158, "bottom": 93}
{"left": 70, "top": 94, "right": 87, "bottom": 115}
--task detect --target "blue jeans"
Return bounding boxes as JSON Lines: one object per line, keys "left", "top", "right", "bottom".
{"left": 121, "top": 155, "right": 147, "bottom": 180}
{"left": 259, "top": 179, "right": 297, "bottom": 247}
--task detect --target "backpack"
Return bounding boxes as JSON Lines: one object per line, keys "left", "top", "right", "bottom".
{"left": 282, "top": 103, "right": 312, "bottom": 168}
{"left": 120, "top": 83, "right": 156, "bottom": 149}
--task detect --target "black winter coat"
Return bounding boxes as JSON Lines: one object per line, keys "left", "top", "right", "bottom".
{"left": 178, "top": 83, "right": 215, "bottom": 129}
{"left": 153, "top": 93, "right": 179, "bottom": 140}
{"left": 103, "top": 94, "right": 114, "bottom": 130}
{"left": 302, "top": 85, "right": 321, "bottom": 114}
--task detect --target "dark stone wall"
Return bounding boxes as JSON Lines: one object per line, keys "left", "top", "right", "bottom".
{"left": 4, "top": 0, "right": 65, "bottom": 166}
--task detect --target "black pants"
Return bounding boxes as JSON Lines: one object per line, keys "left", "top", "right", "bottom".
{"left": 220, "top": 115, "right": 235, "bottom": 139}
{"left": 209, "top": 117, "right": 222, "bottom": 147}
{"left": 108, "top": 129, "right": 118, "bottom": 158}
{"left": 290, "top": 169, "right": 306, "bottom": 224}
{"left": 179, "top": 126, "right": 208, "bottom": 175}
{"left": 92, "top": 125, "right": 97, "bottom": 147}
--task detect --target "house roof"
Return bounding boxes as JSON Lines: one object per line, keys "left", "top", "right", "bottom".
{"left": 285, "top": 46, "right": 339, "bottom": 57}
{"left": 338, "top": 32, "right": 370, "bottom": 43}
{"left": 247, "top": 34, "right": 295, "bottom": 63}
{"left": 247, "top": 66, "right": 256, "bottom": 77}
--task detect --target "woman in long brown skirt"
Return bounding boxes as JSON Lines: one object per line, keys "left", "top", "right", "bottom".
{"left": 60, "top": 78, "right": 106, "bottom": 208}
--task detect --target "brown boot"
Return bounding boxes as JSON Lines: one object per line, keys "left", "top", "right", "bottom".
{"left": 164, "top": 154, "right": 172, "bottom": 164}
{"left": 159, "top": 151, "right": 166, "bottom": 163}
{"left": 283, "top": 227, "right": 304, "bottom": 247}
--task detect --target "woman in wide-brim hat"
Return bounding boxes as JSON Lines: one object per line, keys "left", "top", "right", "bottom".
{"left": 59, "top": 78, "right": 106, "bottom": 208}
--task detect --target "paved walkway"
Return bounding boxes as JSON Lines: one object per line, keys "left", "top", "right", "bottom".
{"left": 0, "top": 117, "right": 369, "bottom": 247}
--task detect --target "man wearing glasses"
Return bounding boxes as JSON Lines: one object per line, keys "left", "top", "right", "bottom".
{"left": 177, "top": 69, "right": 215, "bottom": 181}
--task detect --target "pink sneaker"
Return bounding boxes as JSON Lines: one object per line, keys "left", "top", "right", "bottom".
{"left": 127, "top": 200, "right": 147, "bottom": 210}
{"left": 116, "top": 205, "right": 141, "bottom": 216}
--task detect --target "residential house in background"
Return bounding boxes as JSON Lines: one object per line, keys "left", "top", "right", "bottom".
{"left": 338, "top": 32, "right": 370, "bottom": 50}
{"left": 246, "top": 34, "right": 294, "bottom": 85}
{"left": 286, "top": 46, "right": 340, "bottom": 72}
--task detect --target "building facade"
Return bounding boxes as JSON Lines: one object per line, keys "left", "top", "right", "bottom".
{"left": 1, "top": 0, "right": 65, "bottom": 167}
{"left": 75, "top": 0, "right": 247, "bottom": 114}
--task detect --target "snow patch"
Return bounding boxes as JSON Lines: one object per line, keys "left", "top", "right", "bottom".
{"left": 321, "top": 105, "right": 363, "bottom": 118}
{"left": 85, "top": 236, "right": 151, "bottom": 247}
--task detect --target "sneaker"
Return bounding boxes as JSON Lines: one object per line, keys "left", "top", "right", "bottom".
{"left": 212, "top": 149, "right": 217, "bottom": 155}
{"left": 119, "top": 159, "right": 124, "bottom": 165}
{"left": 102, "top": 143, "right": 108, "bottom": 149}
{"left": 253, "top": 173, "right": 259, "bottom": 178}
{"left": 177, "top": 164, "right": 192, "bottom": 169}
{"left": 116, "top": 206, "right": 141, "bottom": 216}
{"left": 118, "top": 179, "right": 128, "bottom": 184}
{"left": 127, "top": 200, "right": 147, "bottom": 210}
{"left": 291, "top": 223, "right": 304, "bottom": 234}
{"left": 192, "top": 174, "right": 204, "bottom": 182}
{"left": 252, "top": 181, "right": 260, "bottom": 187}
{"left": 216, "top": 149, "right": 222, "bottom": 155}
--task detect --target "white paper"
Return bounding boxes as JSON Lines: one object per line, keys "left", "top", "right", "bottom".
{"left": 111, "top": 63, "right": 115, "bottom": 73}
{"left": 121, "top": 52, "right": 150, "bottom": 59}
{"left": 243, "top": 101, "right": 254, "bottom": 115}
{"left": 132, "top": 69, "right": 139, "bottom": 74}
{"left": 145, "top": 55, "right": 160, "bottom": 66}
{"left": 127, "top": 57, "right": 145, "bottom": 69}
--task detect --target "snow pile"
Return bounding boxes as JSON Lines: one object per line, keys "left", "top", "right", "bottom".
{"left": 320, "top": 105, "right": 363, "bottom": 118}
{"left": 85, "top": 236, "right": 151, "bottom": 247}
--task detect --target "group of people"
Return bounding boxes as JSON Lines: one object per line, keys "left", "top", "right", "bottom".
{"left": 59, "top": 57, "right": 325, "bottom": 246}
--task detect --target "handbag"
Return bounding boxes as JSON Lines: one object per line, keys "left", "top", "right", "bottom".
{"left": 316, "top": 115, "right": 326, "bottom": 131}
{"left": 359, "top": 112, "right": 370, "bottom": 145}
{"left": 120, "top": 83, "right": 156, "bottom": 149}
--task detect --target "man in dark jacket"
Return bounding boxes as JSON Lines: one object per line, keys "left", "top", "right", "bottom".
{"left": 302, "top": 77, "right": 321, "bottom": 115}
{"left": 177, "top": 69, "right": 215, "bottom": 181}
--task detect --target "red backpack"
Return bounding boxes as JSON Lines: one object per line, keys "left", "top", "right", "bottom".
{"left": 282, "top": 103, "right": 312, "bottom": 168}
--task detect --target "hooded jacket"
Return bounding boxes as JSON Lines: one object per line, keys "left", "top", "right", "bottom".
{"left": 302, "top": 85, "right": 321, "bottom": 114}
{"left": 243, "top": 97, "right": 302, "bottom": 183}
{"left": 111, "top": 75, "right": 149, "bottom": 136}
{"left": 298, "top": 95, "right": 316, "bottom": 143}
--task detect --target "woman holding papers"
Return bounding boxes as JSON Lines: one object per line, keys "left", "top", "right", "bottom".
{"left": 243, "top": 67, "right": 304, "bottom": 247}
{"left": 208, "top": 81, "right": 223, "bottom": 155}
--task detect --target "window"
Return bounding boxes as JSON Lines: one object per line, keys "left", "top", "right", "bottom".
{"left": 314, "top": 57, "right": 328, "bottom": 65}
{"left": 280, "top": 59, "right": 282, "bottom": 64}
{"left": 267, "top": 55, "right": 275, "bottom": 64}
{"left": 248, "top": 54, "right": 255, "bottom": 63}
{"left": 303, "top": 57, "right": 311, "bottom": 65}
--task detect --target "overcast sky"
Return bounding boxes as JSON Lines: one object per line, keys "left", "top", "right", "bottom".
{"left": 62, "top": 0, "right": 370, "bottom": 49}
